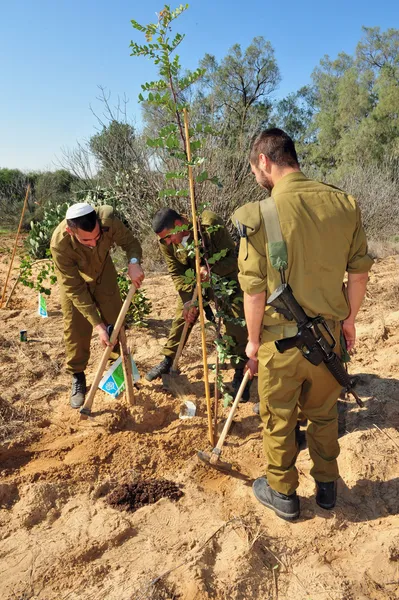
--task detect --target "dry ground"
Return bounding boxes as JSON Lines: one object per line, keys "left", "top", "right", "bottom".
{"left": 0, "top": 234, "right": 398, "bottom": 600}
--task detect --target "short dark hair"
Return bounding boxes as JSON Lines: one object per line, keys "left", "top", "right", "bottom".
{"left": 249, "top": 128, "right": 299, "bottom": 168}
{"left": 152, "top": 208, "right": 183, "bottom": 233}
{"left": 67, "top": 210, "right": 98, "bottom": 232}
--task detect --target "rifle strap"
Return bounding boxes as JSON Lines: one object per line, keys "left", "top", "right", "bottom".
{"left": 259, "top": 196, "right": 288, "bottom": 284}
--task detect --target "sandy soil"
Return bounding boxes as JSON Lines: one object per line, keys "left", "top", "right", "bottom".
{"left": 0, "top": 234, "right": 398, "bottom": 600}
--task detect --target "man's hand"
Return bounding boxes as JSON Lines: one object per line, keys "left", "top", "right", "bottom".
{"left": 183, "top": 300, "right": 199, "bottom": 324}
{"left": 244, "top": 357, "right": 258, "bottom": 379}
{"left": 128, "top": 263, "right": 145, "bottom": 289}
{"left": 246, "top": 340, "right": 260, "bottom": 361}
{"left": 95, "top": 323, "right": 115, "bottom": 349}
{"left": 342, "top": 320, "right": 356, "bottom": 352}
{"left": 199, "top": 266, "right": 209, "bottom": 282}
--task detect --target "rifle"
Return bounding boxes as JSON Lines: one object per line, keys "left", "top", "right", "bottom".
{"left": 267, "top": 283, "right": 364, "bottom": 408}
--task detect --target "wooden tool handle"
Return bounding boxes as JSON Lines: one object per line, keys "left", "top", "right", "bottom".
{"left": 171, "top": 287, "right": 198, "bottom": 371}
{"left": 119, "top": 326, "right": 135, "bottom": 406}
{"left": 209, "top": 371, "right": 251, "bottom": 464}
{"left": 80, "top": 284, "right": 136, "bottom": 418}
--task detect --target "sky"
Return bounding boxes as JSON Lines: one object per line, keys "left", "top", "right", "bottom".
{"left": 0, "top": 0, "right": 398, "bottom": 172}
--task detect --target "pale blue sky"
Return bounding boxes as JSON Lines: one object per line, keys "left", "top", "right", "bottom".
{"left": 1, "top": 0, "right": 398, "bottom": 171}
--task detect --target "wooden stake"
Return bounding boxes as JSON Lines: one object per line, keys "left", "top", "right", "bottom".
{"left": 119, "top": 325, "right": 135, "bottom": 406}
{"left": 183, "top": 108, "right": 214, "bottom": 446}
{"left": 4, "top": 275, "right": 20, "bottom": 309}
{"left": 0, "top": 184, "right": 30, "bottom": 308}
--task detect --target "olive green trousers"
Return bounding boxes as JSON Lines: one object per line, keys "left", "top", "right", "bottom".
{"left": 258, "top": 323, "right": 342, "bottom": 495}
{"left": 60, "top": 258, "right": 123, "bottom": 374}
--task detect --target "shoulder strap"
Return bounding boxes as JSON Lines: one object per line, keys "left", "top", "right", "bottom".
{"left": 259, "top": 196, "right": 288, "bottom": 282}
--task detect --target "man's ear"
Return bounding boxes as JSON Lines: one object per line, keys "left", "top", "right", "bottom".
{"left": 259, "top": 153, "right": 269, "bottom": 170}
{"left": 66, "top": 226, "right": 73, "bottom": 236}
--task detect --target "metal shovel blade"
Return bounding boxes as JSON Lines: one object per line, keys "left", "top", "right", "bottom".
{"left": 197, "top": 450, "right": 232, "bottom": 472}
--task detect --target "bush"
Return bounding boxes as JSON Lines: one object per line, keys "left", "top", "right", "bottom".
{"left": 27, "top": 202, "right": 71, "bottom": 258}
{"left": 333, "top": 160, "right": 399, "bottom": 241}
{"left": 117, "top": 271, "right": 152, "bottom": 327}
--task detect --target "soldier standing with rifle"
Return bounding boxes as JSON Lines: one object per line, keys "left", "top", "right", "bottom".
{"left": 233, "top": 128, "right": 373, "bottom": 521}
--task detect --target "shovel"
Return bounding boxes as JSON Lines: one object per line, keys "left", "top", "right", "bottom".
{"left": 161, "top": 288, "right": 198, "bottom": 397}
{"left": 80, "top": 284, "right": 136, "bottom": 420}
{"left": 197, "top": 370, "right": 250, "bottom": 471}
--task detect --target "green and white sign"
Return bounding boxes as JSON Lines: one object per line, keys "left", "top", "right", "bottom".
{"left": 38, "top": 293, "right": 48, "bottom": 318}
{"left": 99, "top": 356, "right": 140, "bottom": 398}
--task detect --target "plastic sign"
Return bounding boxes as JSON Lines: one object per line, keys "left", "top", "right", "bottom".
{"left": 99, "top": 356, "right": 140, "bottom": 398}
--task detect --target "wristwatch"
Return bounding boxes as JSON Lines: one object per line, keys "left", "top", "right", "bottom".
{"left": 129, "top": 257, "right": 140, "bottom": 265}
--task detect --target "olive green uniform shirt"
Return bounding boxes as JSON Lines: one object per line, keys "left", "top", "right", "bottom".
{"left": 233, "top": 172, "right": 373, "bottom": 326}
{"left": 50, "top": 205, "right": 142, "bottom": 327}
{"left": 159, "top": 209, "right": 238, "bottom": 303}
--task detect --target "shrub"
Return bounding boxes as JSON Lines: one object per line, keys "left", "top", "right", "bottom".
{"left": 27, "top": 202, "right": 71, "bottom": 258}
{"left": 117, "top": 271, "right": 152, "bottom": 327}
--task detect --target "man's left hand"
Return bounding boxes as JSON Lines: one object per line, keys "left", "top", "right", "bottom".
{"left": 128, "top": 263, "right": 145, "bottom": 289}
{"left": 183, "top": 300, "right": 199, "bottom": 324}
{"left": 199, "top": 266, "right": 209, "bottom": 282}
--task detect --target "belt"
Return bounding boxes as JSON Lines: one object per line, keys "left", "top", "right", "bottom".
{"left": 265, "top": 319, "right": 339, "bottom": 338}
{"left": 265, "top": 324, "right": 298, "bottom": 337}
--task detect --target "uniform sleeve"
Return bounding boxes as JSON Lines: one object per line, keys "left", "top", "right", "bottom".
{"left": 347, "top": 204, "right": 374, "bottom": 274}
{"left": 237, "top": 230, "right": 268, "bottom": 295}
{"left": 51, "top": 245, "right": 102, "bottom": 327}
{"left": 159, "top": 243, "right": 194, "bottom": 304}
{"left": 111, "top": 217, "right": 143, "bottom": 263}
{"left": 209, "top": 219, "right": 238, "bottom": 276}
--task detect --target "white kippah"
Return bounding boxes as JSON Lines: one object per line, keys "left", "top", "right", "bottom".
{"left": 66, "top": 203, "right": 95, "bottom": 219}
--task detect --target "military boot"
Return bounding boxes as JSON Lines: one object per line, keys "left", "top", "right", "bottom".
{"left": 253, "top": 477, "right": 300, "bottom": 521}
{"left": 315, "top": 480, "right": 337, "bottom": 510}
{"left": 145, "top": 356, "right": 173, "bottom": 382}
{"left": 232, "top": 368, "right": 252, "bottom": 403}
{"left": 70, "top": 372, "right": 86, "bottom": 409}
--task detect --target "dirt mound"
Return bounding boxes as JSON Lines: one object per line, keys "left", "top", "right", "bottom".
{"left": 0, "top": 241, "right": 398, "bottom": 599}
{"left": 107, "top": 478, "right": 184, "bottom": 512}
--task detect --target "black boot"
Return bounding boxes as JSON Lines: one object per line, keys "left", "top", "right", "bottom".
{"left": 315, "top": 480, "right": 337, "bottom": 509}
{"left": 70, "top": 372, "right": 86, "bottom": 409}
{"left": 232, "top": 368, "right": 252, "bottom": 403}
{"left": 145, "top": 356, "right": 173, "bottom": 382}
{"left": 252, "top": 477, "right": 300, "bottom": 521}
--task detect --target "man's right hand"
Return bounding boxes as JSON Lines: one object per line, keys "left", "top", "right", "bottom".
{"left": 342, "top": 320, "right": 356, "bottom": 352}
{"left": 244, "top": 357, "right": 258, "bottom": 379}
{"left": 95, "top": 323, "right": 115, "bottom": 349}
{"left": 246, "top": 340, "right": 260, "bottom": 361}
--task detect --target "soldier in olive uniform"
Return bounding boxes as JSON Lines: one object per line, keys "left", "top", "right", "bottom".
{"left": 145, "top": 207, "right": 251, "bottom": 400}
{"left": 51, "top": 203, "right": 144, "bottom": 408}
{"left": 233, "top": 128, "right": 373, "bottom": 520}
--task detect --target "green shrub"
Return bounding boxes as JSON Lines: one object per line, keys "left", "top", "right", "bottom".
{"left": 27, "top": 202, "right": 70, "bottom": 258}
{"left": 117, "top": 271, "right": 152, "bottom": 327}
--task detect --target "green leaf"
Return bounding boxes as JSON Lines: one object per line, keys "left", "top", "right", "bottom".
{"left": 196, "top": 171, "right": 208, "bottom": 183}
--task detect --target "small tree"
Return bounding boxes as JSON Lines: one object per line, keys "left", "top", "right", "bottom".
{"left": 130, "top": 4, "right": 247, "bottom": 434}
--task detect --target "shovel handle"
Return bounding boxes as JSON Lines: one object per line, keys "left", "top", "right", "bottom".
{"left": 171, "top": 287, "right": 198, "bottom": 371}
{"left": 119, "top": 326, "right": 135, "bottom": 407}
{"left": 80, "top": 284, "right": 136, "bottom": 419}
{"left": 209, "top": 370, "right": 251, "bottom": 464}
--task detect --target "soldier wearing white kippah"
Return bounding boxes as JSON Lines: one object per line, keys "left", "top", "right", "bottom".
{"left": 50, "top": 203, "right": 144, "bottom": 408}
